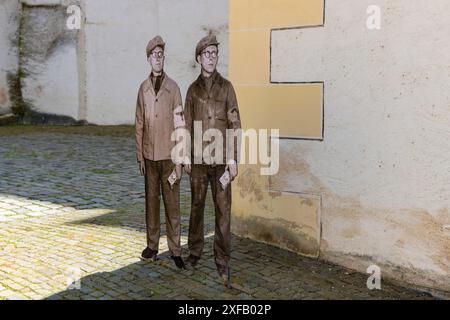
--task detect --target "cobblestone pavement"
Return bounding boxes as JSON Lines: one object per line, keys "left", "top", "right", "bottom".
{"left": 0, "top": 126, "right": 436, "bottom": 300}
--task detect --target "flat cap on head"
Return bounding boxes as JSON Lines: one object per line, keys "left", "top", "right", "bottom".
{"left": 146, "top": 35, "right": 165, "bottom": 58}
{"left": 195, "top": 34, "right": 220, "bottom": 60}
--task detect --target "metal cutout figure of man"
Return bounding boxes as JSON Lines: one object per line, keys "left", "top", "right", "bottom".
{"left": 184, "top": 35, "right": 242, "bottom": 287}
{"left": 135, "top": 35, "right": 186, "bottom": 270}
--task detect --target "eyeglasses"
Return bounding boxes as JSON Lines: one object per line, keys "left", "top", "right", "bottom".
{"left": 201, "top": 50, "right": 218, "bottom": 59}
{"left": 150, "top": 51, "right": 164, "bottom": 59}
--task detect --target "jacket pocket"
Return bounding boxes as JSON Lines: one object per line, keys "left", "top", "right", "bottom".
{"left": 215, "top": 106, "right": 227, "bottom": 121}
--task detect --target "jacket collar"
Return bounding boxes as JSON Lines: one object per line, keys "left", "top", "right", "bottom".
{"left": 195, "top": 70, "right": 224, "bottom": 92}
{"left": 144, "top": 71, "right": 171, "bottom": 98}
{"left": 150, "top": 71, "right": 165, "bottom": 82}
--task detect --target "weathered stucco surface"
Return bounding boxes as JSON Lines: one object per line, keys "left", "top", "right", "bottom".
{"left": 233, "top": 164, "right": 321, "bottom": 257}
{"left": 270, "top": 0, "right": 450, "bottom": 292}
{"left": 229, "top": 0, "right": 325, "bottom": 263}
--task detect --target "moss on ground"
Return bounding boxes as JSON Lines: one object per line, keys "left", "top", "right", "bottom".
{"left": 0, "top": 125, "right": 135, "bottom": 137}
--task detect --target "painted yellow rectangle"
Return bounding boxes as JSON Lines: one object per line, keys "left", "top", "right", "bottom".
{"left": 232, "top": 190, "right": 320, "bottom": 232}
{"left": 236, "top": 84, "right": 323, "bottom": 139}
{"left": 229, "top": 30, "right": 270, "bottom": 85}
{"left": 236, "top": 163, "right": 270, "bottom": 191}
{"left": 230, "top": 0, "right": 324, "bottom": 30}
{"left": 232, "top": 187, "right": 321, "bottom": 257}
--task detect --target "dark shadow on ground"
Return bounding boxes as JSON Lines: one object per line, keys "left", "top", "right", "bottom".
{"left": 45, "top": 235, "right": 436, "bottom": 300}
{"left": 45, "top": 236, "right": 240, "bottom": 300}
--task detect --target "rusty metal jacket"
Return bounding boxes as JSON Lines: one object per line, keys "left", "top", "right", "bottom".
{"left": 135, "top": 73, "right": 182, "bottom": 162}
{"left": 184, "top": 71, "right": 241, "bottom": 164}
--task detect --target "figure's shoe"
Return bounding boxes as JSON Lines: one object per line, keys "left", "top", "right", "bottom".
{"left": 171, "top": 256, "right": 187, "bottom": 270}
{"left": 186, "top": 254, "right": 200, "bottom": 269}
{"left": 140, "top": 247, "right": 158, "bottom": 262}
{"left": 217, "top": 263, "right": 231, "bottom": 289}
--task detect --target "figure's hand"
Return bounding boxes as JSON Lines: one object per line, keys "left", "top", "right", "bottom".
{"left": 184, "top": 163, "right": 191, "bottom": 176}
{"left": 139, "top": 161, "right": 146, "bottom": 176}
{"left": 226, "top": 160, "right": 238, "bottom": 181}
{"left": 175, "top": 164, "right": 182, "bottom": 181}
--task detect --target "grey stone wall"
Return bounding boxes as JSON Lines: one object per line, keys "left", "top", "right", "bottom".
{"left": 0, "top": 0, "right": 20, "bottom": 120}
{"left": 20, "top": 2, "right": 80, "bottom": 124}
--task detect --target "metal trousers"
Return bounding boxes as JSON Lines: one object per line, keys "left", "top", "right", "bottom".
{"left": 144, "top": 159, "right": 181, "bottom": 256}
{"left": 188, "top": 164, "right": 231, "bottom": 267}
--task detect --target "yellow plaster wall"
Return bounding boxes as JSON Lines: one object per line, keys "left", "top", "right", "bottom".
{"left": 230, "top": 0, "right": 324, "bottom": 30}
{"left": 230, "top": 0, "right": 325, "bottom": 256}
{"left": 237, "top": 84, "right": 323, "bottom": 138}
{"left": 229, "top": 0, "right": 324, "bottom": 138}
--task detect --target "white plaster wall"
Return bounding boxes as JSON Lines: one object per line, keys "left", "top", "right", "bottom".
{"left": 0, "top": 0, "right": 20, "bottom": 115}
{"left": 158, "top": 0, "right": 229, "bottom": 98}
{"left": 84, "top": 0, "right": 228, "bottom": 125}
{"left": 271, "top": 0, "right": 450, "bottom": 291}
{"left": 84, "top": 0, "right": 158, "bottom": 125}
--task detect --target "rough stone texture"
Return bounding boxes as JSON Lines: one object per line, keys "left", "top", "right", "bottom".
{"left": 0, "top": 0, "right": 20, "bottom": 116}
{"left": 0, "top": 126, "right": 441, "bottom": 300}
{"left": 21, "top": 3, "right": 80, "bottom": 121}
